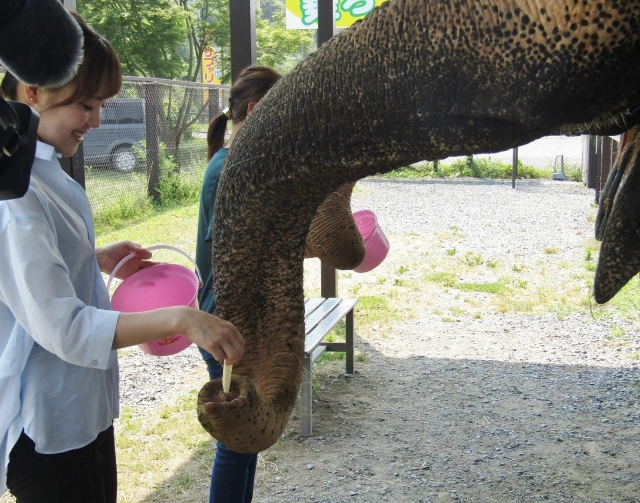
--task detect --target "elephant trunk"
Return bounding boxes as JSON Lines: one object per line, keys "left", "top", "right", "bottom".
{"left": 306, "top": 182, "right": 366, "bottom": 269}
{"left": 201, "top": 0, "right": 640, "bottom": 452}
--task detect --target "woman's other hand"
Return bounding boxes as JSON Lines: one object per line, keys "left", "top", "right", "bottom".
{"left": 96, "top": 241, "right": 155, "bottom": 279}
{"left": 113, "top": 307, "right": 245, "bottom": 365}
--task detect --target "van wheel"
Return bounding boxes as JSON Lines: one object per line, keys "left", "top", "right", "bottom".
{"left": 111, "top": 145, "right": 138, "bottom": 173}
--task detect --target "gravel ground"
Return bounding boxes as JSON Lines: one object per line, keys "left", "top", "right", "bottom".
{"left": 255, "top": 178, "right": 640, "bottom": 503}
{"left": 121, "top": 178, "right": 640, "bottom": 503}
{"left": 4, "top": 177, "right": 638, "bottom": 503}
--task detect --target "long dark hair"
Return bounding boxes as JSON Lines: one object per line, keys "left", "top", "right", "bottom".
{"left": 207, "top": 65, "right": 281, "bottom": 160}
{"left": 1, "top": 11, "right": 121, "bottom": 105}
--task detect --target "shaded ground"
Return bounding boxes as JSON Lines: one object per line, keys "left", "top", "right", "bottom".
{"left": 254, "top": 312, "right": 640, "bottom": 502}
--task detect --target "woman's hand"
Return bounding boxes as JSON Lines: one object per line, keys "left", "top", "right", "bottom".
{"left": 96, "top": 241, "right": 155, "bottom": 279}
{"left": 180, "top": 309, "right": 245, "bottom": 364}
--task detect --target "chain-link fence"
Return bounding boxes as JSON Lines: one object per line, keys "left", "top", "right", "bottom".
{"left": 83, "top": 77, "right": 230, "bottom": 224}
{"left": 438, "top": 135, "right": 590, "bottom": 179}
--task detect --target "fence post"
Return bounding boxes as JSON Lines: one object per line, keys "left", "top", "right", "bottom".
{"left": 208, "top": 87, "right": 221, "bottom": 122}
{"left": 145, "top": 82, "right": 161, "bottom": 204}
{"left": 511, "top": 147, "right": 518, "bottom": 189}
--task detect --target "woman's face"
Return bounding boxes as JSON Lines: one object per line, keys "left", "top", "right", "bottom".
{"left": 25, "top": 83, "right": 108, "bottom": 157}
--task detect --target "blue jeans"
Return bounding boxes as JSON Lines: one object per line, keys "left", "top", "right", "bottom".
{"left": 199, "top": 347, "right": 258, "bottom": 503}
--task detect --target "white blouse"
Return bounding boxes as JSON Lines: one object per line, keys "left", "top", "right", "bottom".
{"left": 0, "top": 142, "right": 120, "bottom": 495}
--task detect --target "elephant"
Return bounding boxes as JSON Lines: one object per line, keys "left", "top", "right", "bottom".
{"left": 197, "top": 0, "right": 640, "bottom": 454}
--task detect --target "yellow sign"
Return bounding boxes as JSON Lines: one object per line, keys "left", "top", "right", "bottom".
{"left": 285, "top": 0, "right": 386, "bottom": 29}
{"left": 202, "top": 46, "right": 222, "bottom": 85}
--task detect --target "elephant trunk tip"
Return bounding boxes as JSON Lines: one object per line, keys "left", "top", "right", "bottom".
{"left": 197, "top": 375, "right": 292, "bottom": 454}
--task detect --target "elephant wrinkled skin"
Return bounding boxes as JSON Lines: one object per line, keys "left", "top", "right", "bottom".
{"left": 197, "top": 0, "right": 640, "bottom": 453}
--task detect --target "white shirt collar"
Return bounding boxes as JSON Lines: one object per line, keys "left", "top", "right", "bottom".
{"left": 34, "top": 141, "right": 59, "bottom": 161}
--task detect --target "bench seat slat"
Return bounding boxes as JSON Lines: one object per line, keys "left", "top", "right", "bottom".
{"left": 304, "top": 298, "right": 341, "bottom": 335}
{"left": 304, "top": 298, "right": 358, "bottom": 355}
{"left": 304, "top": 298, "right": 325, "bottom": 317}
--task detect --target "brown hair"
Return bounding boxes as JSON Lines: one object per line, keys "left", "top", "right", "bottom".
{"left": 0, "top": 11, "right": 121, "bottom": 106}
{"left": 207, "top": 65, "right": 281, "bottom": 160}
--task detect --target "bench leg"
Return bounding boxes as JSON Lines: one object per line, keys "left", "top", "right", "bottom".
{"left": 300, "top": 354, "right": 312, "bottom": 436}
{"left": 346, "top": 309, "right": 354, "bottom": 375}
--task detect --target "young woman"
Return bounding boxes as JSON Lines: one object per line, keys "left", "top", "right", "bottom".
{"left": 196, "top": 65, "right": 281, "bottom": 503}
{"left": 0, "top": 12, "right": 244, "bottom": 502}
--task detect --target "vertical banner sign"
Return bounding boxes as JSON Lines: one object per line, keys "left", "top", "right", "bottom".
{"left": 202, "top": 47, "right": 222, "bottom": 85}
{"left": 286, "top": 0, "right": 386, "bottom": 29}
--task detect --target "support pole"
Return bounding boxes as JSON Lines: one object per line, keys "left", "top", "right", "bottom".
{"left": 318, "top": 0, "right": 337, "bottom": 297}
{"left": 317, "top": 0, "right": 335, "bottom": 47}
{"left": 230, "top": 0, "right": 256, "bottom": 83}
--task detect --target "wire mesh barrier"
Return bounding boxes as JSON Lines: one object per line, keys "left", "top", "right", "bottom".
{"left": 82, "top": 77, "right": 230, "bottom": 226}
{"left": 417, "top": 135, "right": 606, "bottom": 181}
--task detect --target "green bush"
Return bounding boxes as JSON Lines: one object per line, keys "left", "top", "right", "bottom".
{"left": 156, "top": 153, "right": 201, "bottom": 207}
{"left": 94, "top": 193, "right": 154, "bottom": 235}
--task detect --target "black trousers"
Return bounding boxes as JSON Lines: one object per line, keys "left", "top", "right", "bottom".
{"left": 6, "top": 425, "right": 117, "bottom": 503}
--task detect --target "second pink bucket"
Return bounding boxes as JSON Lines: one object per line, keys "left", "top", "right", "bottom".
{"left": 353, "top": 209, "right": 390, "bottom": 273}
{"left": 107, "top": 245, "right": 201, "bottom": 356}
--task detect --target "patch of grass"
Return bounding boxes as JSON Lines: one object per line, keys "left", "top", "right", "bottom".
{"left": 427, "top": 272, "right": 508, "bottom": 295}
{"left": 96, "top": 203, "right": 200, "bottom": 262}
{"left": 427, "top": 272, "right": 457, "bottom": 287}
{"left": 610, "top": 277, "right": 640, "bottom": 320}
{"left": 456, "top": 282, "right": 509, "bottom": 295}
{"left": 464, "top": 252, "right": 483, "bottom": 267}
{"left": 442, "top": 317, "right": 454, "bottom": 322}
{"left": 486, "top": 259, "right": 498, "bottom": 268}
{"left": 397, "top": 265, "right": 409, "bottom": 274}
{"left": 544, "top": 247, "right": 559, "bottom": 254}
{"left": 317, "top": 351, "right": 346, "bottom": 363}
{"left": 449, "top": 307, "right": 468, "bottom": 317}
{"left": 93, "top": 193, "right": 154, "bottom": 234}
{"left": 114, "top": 389, "right": 215, "bottom": 502}
{"left": 447, "top": 248, "right": 457, "bottom": 256}
{"left": 356, "top": 296, "right": 401, "bottom": 325}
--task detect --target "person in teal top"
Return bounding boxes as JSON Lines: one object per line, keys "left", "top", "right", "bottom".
{"left": 195, "top": 65, "right": 281, "bottom": 503}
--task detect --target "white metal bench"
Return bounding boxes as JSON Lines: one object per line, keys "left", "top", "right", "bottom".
{"left": 299, "top": 297, "right": 358, "bottom": 436}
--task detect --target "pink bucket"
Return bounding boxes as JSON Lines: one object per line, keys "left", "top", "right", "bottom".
{"left": 107, "top": 245, "right": 201, "bottom": 356}
{"left": 353, "top": 209, "right": 390, "bottom": 273}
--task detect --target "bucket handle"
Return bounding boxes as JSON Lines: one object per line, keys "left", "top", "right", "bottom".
{"left": 106, "top": 244, "right": 203, "bottom": 293}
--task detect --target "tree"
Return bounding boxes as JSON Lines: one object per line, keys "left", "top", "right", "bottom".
{"left": 77, "top": 0, "right": 188, "bottom": 79}
{"left": 256, "top": 10, "right": 315, "bottom": 74}
{"left": 174, "top": 0, "right": 230, "bottom": 83}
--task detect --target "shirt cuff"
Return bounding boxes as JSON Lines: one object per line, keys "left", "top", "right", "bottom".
{"left": 89, "top": 310, "right": 121, "bottom": 370}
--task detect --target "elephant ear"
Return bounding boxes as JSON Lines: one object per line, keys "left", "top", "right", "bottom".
{"left": 594, "top": 127, "right": 640, "bottom": 303}
{"left": 305, "top": 182, "right": 367, "bottom": 270}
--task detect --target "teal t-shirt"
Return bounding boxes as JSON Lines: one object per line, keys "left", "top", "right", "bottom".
{"left": 195, "top": 148, "right": 228, "bottom": 315}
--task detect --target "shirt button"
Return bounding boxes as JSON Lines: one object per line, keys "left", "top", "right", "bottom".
{"left": 91, "top": 360, "right": 99, "bottom": 367}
